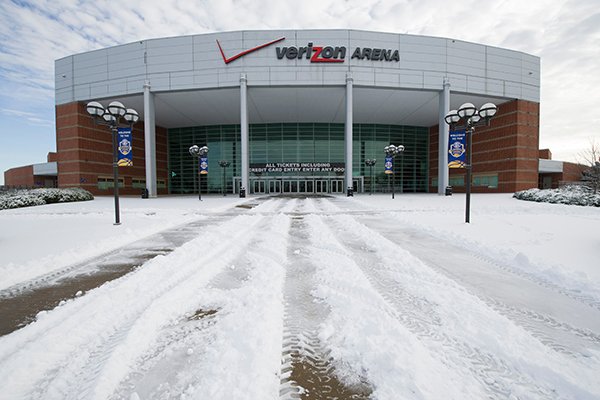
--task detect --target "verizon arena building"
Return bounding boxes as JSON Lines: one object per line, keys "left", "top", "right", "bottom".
{"left": 54, "top": 30, "right": 540, "bottom": 196}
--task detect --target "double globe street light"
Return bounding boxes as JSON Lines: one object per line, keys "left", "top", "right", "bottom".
{"left": 444, "top": 102, "right": 497, "bottom": 223}
{"left": 86, "top": 101, "right": 139, "bottom": 225}
{"left": 384, "top": 144, "right": 405, "bottom": 199}
{"left": 189, "top": 145, "right": 209, "bottom": 201}
{"left": 365, "top": 159, "right": 377, "bottom": 195}
{"left": 219, "top": 160, "right": 230, "bottom": 196}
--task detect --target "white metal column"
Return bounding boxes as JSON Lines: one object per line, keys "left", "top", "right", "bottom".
{"left": 345, "top": 73, "right": 353, "bottom": 194}
{"left": 438, "top": 78, "right": 450, "bottom": 194}
{"left": 240, "top": 74, "right": 249, "bottom": 193}
{"left": 143, "top": 81, "right": 157, "bottom": 197}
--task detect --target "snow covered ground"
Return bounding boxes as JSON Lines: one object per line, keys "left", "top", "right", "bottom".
{"left": 0, "top": 193, "right": 599, "bottom": 399}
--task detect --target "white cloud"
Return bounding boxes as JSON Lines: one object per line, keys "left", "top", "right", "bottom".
{"left": 0, "top": 108, "right": 54, "bottom": 127}
{"left": 0, "top": 0, "right": 598, "bottom": 163}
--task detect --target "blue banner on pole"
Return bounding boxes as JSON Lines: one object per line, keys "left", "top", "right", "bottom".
{"left": 448, "top": 129, "right": 466, "bottom": 168}
{"left": 117, "top": 128, "right": 133, "bottom": 166}
{"left": 384, "top": 156, "right": 393, "bottom": 174}
{"left": 199, "top": 157, "right": 208, "bottom": 174}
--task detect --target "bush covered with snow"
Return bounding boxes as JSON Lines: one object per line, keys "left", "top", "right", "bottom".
{"left": 513, "top": 185, "right": 600, "bottom": 207}
{"left": 0, "top": 188, "right": 94, "bottom": 210}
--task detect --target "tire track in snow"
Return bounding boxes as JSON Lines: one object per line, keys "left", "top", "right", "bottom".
{"left": 350, "top": 213, "right": 600, "bottom": 360}
{"left": 0, "top": 216, "right": 215, "bottom": 299}
{"left": 0, "top": 198, "right": 272, "bottom": 299}
{"left": 0, "top": 200, "right": 276, "bottom": 336}
{"left": 42, "top": 215, "right": 264, "bottom": 400}
{"left": 315, "top": 198, "right": 566, "bottom": 400}
{"left": 280, "top": 199, "right": 372, "bottom": 400}
{"left": 325, "top": 198, "right": 600, "bottom": 358}
{"left": 482, "top": 299, "right": 600, "bottom": 357}
{"left": 466, "top": 251, "right": 600, "bottom": 312}
{"left": 336, "top": 198, "right": 600, "bottom": 312}
{"left": 0, "top": 202, "right": 282, "bottom": 400}
{"left": 108, "top": 199, "right": 294, "bottom": 400}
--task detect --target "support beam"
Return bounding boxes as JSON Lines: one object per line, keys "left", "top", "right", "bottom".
{"left": 143, "top": 81, "right": 157, "bottom": 197}
{"left": 345, "top": 73, "right": 353, "bottom": 195}
{"left": 438, "top": 78, "right": 450, "bottom": 194}
{"left": 240, "top": 73, "right": 249, "bottom": 194}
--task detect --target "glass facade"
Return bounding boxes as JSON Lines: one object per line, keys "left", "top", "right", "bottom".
{"left": 168, "top": 123, "right": 428, "bottom": 194}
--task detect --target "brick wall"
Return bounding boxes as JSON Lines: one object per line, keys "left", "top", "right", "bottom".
{"left": 429, "top": 99, "right": 540, "bottom": 193}
{"left": 539, "top": 149, "right": 552, "bottom": 160}
{"left": 563, "top": 162, "right": 585, "bottom": 182}
{"left": 4, "top": 165, "right": 34, "bottom": 187}
{"left": 55, "top": 102, "right": 169, "bottom": 195}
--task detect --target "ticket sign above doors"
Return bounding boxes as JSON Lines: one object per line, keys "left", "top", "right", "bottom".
{"left": 250, "top": 162, "right": 345, "bottom": 174}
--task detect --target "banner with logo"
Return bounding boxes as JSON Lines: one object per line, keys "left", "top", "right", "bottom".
{"left": 448, "top": 130, "right": 467, "bottom": 168}
{"left": 384, "top": 156, "right": 393, "bottom": 174}
{"left": 199, "top": 157, "right": 208, "bottom": 174}
{"left": 117, "top": 128, "right": 133, "bottom": 166}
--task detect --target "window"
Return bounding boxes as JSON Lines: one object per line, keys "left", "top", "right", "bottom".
{"left": 473, "top": 174, "right": 498, "bottom": 188}
{"left": 97, "top": 176, "right": 124, "bottom": 190}
{"left": 132, "top": 179, "right": 146, "bottom": 189}
{"left": 449, "top": 175, "right": 465, "bottom": 186}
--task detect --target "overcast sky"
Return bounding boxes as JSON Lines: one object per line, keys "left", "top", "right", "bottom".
{"left": 1, "top": 0, "right": 599, "bottom": 184}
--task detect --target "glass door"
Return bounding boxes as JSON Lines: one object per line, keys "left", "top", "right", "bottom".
{"left": 253, "top": 180, "right": 265, "bottom": 193}
{"left": 333, "top": 180, "right": 345, "bottom": 193}
{"left": 283, "top": 181, "right": 291, "bottom": 193}
{"left": 306, "top": 180, "right": 314, "bottom": 193}
{"left": 315, "top": 180, "right": 327, "bottom": 193}
{"left": 269, "top": 180, "right": 281, "bottom": 194}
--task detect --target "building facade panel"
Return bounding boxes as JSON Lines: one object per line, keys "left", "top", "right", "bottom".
{"left": 147, "top": 37, "right": 194, "bottom": 74}
{"left": 107, "top": 42, "right": 146, "bottom": 80}
{"left": 73, "top": 50, "right": 109, "bottom": 85}
{"left": 399, "top": 35, "right": 446, "bottom": 56}
{"left": 57, "top": 30, "right": 540, "bottom": 105}
{"left": 55, "top": 57, "right": 74, "bottom": 91}
{"left": 169, "top": 72, "right": 195, "bottom": 89}
{"left": 294, "top": 68, "right": 327, "bottom": 84}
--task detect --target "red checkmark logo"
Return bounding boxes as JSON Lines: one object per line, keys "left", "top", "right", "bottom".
{"left": 216, "top": 37, "right": 286, "bottom": 64}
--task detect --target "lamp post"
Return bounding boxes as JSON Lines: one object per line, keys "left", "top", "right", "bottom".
{"left": 444, "top": 102, "right": 497, "bottom": 223}
{"left": 219, "top": 160, "right": 230, "bottom": 196}
{"left": 384, "top": 144, "right": 405, "bottom": 199}
{"left": 86, "top": 101, "right": 139, "bottom": 225}
{"left": 365, "top": 159, "right": 377, "bottom": 195}
{"left": 189, "top": 145, "right": 209, "bottom": 201}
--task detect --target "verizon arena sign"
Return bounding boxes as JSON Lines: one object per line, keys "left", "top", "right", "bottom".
{"left": 217, "top": 37, "right": 399, "bottom": 64}
{"left": 276, "top": 42, "right": 399, "bottom": 63}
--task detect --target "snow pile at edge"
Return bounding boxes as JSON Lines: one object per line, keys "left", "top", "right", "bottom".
{"left": 0, "top": 188, "right": 94, "bottom": 210}
{"left": 513, "top": 186, "right": 600, "bottom": 207}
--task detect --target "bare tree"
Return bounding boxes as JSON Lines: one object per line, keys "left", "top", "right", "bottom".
{"left": 577, "top": 138, "right": 600, "bottom": 166}
{"left": 579, "top": 138, "right": 600, "bottom": 193}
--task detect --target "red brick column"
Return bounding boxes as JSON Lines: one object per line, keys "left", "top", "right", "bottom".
{"left": 55, "top": 102, "right": 169, "bottom": 195}
{"left": 429, "top": 99, "right": 540, "bottom": 193}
